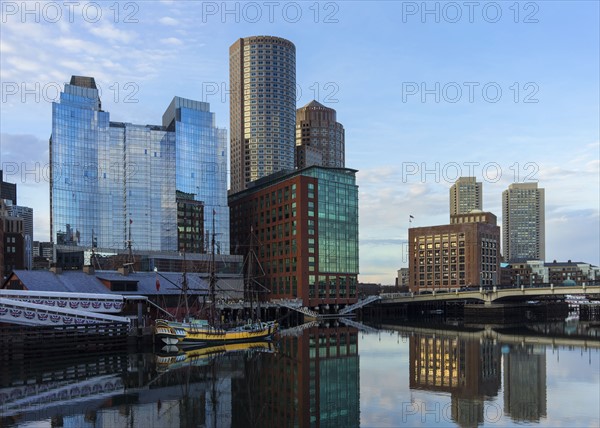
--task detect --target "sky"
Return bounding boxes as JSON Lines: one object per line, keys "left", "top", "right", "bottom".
{"left": 1, "top": 1, "right": 599, "bottom": 284}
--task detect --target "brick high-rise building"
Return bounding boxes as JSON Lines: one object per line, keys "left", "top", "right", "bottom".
{"left": 229, "top": 36, "right": 297, "bottom": 193}
{"left": 229, "top": 166, "right": 358, "bottom": 310}
{"left": 408, "top": 212, "right": 500, "bottom": 291}
{"left": 295, "top": 100, "right": 345, "bottom": 169}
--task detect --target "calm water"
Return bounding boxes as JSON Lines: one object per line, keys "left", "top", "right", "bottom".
{"left": 1, "top": 319, "right": 599, "bottom": 427}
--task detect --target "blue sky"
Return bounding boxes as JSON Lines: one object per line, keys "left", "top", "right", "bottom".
{"left": 1, "top": 1, "right": 598, "bottom": 283}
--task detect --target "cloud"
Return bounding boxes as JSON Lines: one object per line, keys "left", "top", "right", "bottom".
{"left": 161, "top": 37, "right": 183, "bottom": 46}
{"left": 0, "top": 133, "right": 48, "bottom": 167}
{"left": 87, "top": 22, "right": 136, "bottom": 44}
{"left": 159, "top": 17, "right": 179, "bottom": 26}
{"left": 53, "top": 36, "right": 96, "bottom": 53}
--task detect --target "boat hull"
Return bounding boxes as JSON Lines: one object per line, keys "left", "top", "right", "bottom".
{"left": 156, "top": 341, "right": 275, "bottom": 372}
{"left": 155, "top": 320, "right": 278, "bottom": 347}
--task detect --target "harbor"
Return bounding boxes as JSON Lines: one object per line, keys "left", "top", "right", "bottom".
{"left": 1, "top": 318, "right": 599, "bottom": 428}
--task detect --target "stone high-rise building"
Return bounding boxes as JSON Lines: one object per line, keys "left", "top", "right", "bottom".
{"left": 450, "top": 177, "right": 482, "bottom": 217}
{"left": 295, "top": 100, "right": 345, "bottom": 169}
{"left": 229, "top": 36, "right": 296, "bottom": 193}
{"left": 502, "top": 183, "right": 545, "bottom": 262}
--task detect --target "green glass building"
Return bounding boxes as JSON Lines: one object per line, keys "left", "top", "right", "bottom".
{"left": 229, "top": 165, "right": 359, "bottom": 309}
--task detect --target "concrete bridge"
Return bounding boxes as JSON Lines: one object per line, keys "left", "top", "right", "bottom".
{"left": 380, "top": 285, "right": 600, "bottom": 306}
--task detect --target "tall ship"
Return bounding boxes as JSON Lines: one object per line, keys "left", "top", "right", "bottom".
{"left": 154, "top": 216, "right": 277, "bottom": 347}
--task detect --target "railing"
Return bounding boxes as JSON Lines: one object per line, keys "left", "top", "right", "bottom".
{"left": 0, "top": 289, "right": 124, "bottom": 313}
{"left": 338, "top": 318, "right": 380, "bottom": 334}
{"left": 338, "top": 295, "right": 381, "bottom": 315}
{"left": 278, "top": 321, "right": 319, "bottom": 337}
{"left": 379, "top": 284, "right": 600, "bottom": 304}
{"left": 276, "top": 300, "right": 320, "bottom": 318}
{"left": 0, "top": 298, "right": 130, "bottom": 326}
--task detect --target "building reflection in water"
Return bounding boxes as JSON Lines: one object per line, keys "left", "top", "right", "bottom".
{"left": 409, "top": 333, "right": 501, "bottom": 427}
{"left": 232, "top": 325, "right": 360, "bottom": 428}
{"left": 0, "top": 326, "right": 360, "bottom": 428}
{"left": 502, "top": 344, "right": 547, "bottom": 422}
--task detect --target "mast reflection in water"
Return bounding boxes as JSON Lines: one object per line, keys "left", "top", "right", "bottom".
{"left": 1, "top": 320, "right": 599, "bottom": 427}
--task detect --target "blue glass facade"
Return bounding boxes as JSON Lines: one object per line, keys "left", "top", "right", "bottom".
{"left": 164, "top": 98, "right": 229, "bottom": 253}
{"left": 51, "top": 82, "right": 108, "bottom": 248}
{"left": 51, "top": 78, "right": 229, "bottom": 255}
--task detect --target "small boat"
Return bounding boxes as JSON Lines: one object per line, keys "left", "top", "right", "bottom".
{"left": 154, "top": 214, "right": 278, "bottom": 347}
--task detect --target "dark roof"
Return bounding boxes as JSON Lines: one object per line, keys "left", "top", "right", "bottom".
{"left": 8, "top": 270, "right": 110, "bottom": 293}
{"left": 544, "top": 261, "right": 587, "bottom": 267}
{"left": 302, "top": 100, "right": 328, "bottom": 109}
{"left": 6, "top": 270, "right": 209, "bottom": 296}
{"left": 69, "top": 76, "right": 97, "bottom": 89}
{"left": 96, "top": 271, "right": 208, "bottom": 295}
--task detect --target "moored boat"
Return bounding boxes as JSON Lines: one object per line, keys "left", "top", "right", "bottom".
{"left": 154, "top": 213, "right": 278, "bottom": 347}
{"left": 155, "top": 319, "right": 277, "bottom": 346}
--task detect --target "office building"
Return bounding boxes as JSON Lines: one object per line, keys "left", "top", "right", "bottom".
{"left": 50, "top": 76, "right": 229, "bottom": 259}
{"left": 396, "top": 268, "right": 409, "bottom": 289}
{"left": 295, "top": 100, "right": 345, "bottom": 169}
{"left": 450, "top": 177, "right": 482, "bottom": 217}
{"left": 229, "top": 36, "right": 296, "bottom": 193}
{"left": 0, "top": 170, "right": 17, "bottom": 205}
{"left": 3, "top": 213, "right": 24, "bottom": 277}
{"left": 229, "top": 166, "right": 359, "bottom": 309}
{"left": 501, "top": 260, "right": 599, "bottom": 286}
{"left": 502, "top": 183, "right": 545, "bottom": 262}
{"left": 6, "top": 203, "right": 33, "bottom": 270}
{"left": 408, "top": 212, "right": 501, "bottom": 291}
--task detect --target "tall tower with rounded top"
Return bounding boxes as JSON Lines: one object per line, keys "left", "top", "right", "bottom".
{"left": 229, "top": 36, "right": 296, "bottom": 193}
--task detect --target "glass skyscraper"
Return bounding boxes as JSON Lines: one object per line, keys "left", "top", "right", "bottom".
{"left": 51, "top": 76, "right": 229, "bottom": 256}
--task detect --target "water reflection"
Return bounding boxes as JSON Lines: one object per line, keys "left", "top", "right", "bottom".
{"left": 0, "top": 325, "right": 360, "bottom": 428}
{"left": 1, "top": 320, "right": 598, "bottom": 427}
{"left": 502, "top": 345, "right": 546, "bottom": 422}
{"left": 409, "top": 334, "right": 501, "bottom": 427}
{"left": 231, "top": 325, "right": 359, "bottom": 428}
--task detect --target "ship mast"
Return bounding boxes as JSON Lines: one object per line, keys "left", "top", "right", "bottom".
{"left": 209, "top": 210, "right": 217, "bottom": 326}
{"left": 182, "top": 251, "right": 190, "bottom": 323}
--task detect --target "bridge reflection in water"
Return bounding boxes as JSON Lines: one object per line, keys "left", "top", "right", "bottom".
{"left": 1, "top": 320, "right": 598, "bottom": 427}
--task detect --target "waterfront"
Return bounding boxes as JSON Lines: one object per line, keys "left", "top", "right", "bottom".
{"left": 1, "top": 318, "right": 599, "bottom": 428}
